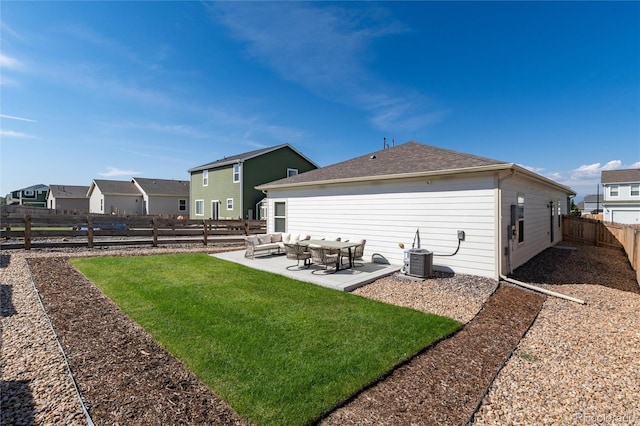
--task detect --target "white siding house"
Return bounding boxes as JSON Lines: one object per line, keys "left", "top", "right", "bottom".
{"left": 602, "top": 169, "right": 640, "bottom": 225}
{"left": 132, "top": 177, "right": 189, "bottom": 216}
{"left": 257, "top": 142, "right": 575, "bottom": 279}
{"left": 88, "top": 180, "right": 144, "bottom": 215}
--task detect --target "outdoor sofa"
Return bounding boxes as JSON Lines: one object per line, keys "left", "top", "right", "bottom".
{"left": 244, "top": 232, "right": 311, "bottom": 259}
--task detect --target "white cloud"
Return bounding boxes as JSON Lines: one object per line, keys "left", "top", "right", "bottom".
{"left": 210, "top": 2, "right": 443, "bottom": 133}
{"left": 98, "top": 167, "right": 141, "bottom": 177}
{"left": 517, "top": 164, "right": 545, "bottom": 173}
{"left": 0, "top": 129, "right": 35, "bottom": 139}
{"left": 0, "top": 114, "right": 37, "bottom": 123}
{"left": 0, "top": 53, "right": 24, "bottom": 71}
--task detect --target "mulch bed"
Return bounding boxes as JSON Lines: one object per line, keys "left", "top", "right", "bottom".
{"left": 320, "top": 285, "right": 544, "bottom": 425}
{"left": 28, "top": 256, "right": 546, "bottom": 425}
{"left": 27, "top": 257, "right": 249, "bottom": 426}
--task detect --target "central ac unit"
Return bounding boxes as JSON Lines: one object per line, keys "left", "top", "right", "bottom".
{"left": 404, "top": 248, "right": 433, "bottom": 278}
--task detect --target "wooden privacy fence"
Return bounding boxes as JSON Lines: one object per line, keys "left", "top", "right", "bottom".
{"left": 0, "top": 215, "right": 266, "bottom": 250}
{"left": 562, "top": 216, "right": 623, "bottom": 249}
{"left": 563, "top": 215, "right": 640, "bottom": 283}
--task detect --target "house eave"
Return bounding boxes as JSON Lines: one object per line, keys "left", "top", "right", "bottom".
{"left": 257, "top": 163, "right": 576, "bottom": 195}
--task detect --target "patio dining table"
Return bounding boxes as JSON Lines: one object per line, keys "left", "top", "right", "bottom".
{"left": 298, "top": 239, "right": 362, "bottom": 271}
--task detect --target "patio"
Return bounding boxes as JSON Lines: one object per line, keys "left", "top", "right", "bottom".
{"left": 212, "top": 249, "right": 401, "bottom": 291}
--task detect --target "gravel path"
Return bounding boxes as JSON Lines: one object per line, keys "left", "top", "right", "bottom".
{"left": 1, "top": 242, "right": 638, "bottom": 425}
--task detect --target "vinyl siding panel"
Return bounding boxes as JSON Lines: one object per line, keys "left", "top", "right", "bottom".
{"left": 190, "top": 167, "right": 240, "bottom": 219}
{"left": 147, "top": 196, "right": 189, "bottom": 216}
{"left": 500, "top": 174, "right": 568, "bottom": 274}
{"left": 266, "top": 174, "right": 497, "bottom": 278}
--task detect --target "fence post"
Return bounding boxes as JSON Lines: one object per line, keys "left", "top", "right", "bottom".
{"left": 152, "top": 217, "right": 158, "bottom": 247}
{"left": 87, "top": 217, "right": 94, "bottom": 248}
{"left": 203, "top": 220, "right": 208, "bottom": 246}
{"left": 24, "top": 215, "right": 31, "bottom": 250}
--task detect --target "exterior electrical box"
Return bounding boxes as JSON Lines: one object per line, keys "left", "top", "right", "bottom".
{"left": 404, "top": 248, "right": 433, "bottom": 278}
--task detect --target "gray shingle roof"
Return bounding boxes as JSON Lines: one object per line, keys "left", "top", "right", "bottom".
{"left": 601, "top": 169, "right": 640, "bottom": 184}
{"left": 92, "top": 180, "right": 141, "bottom": 196}
{"left": 48, "top": 185, "right": 90, "bottom": 199}
{"left": 188, "top": 143, "right": 317, "bottom": 173}
{"left": 258, "top": 141, "right": 510, "bottom": 189}
{"left": 133, "top": 178, "right": 189, "bottom": 196}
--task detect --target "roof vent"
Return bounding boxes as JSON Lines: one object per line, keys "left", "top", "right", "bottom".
{"left": 370, "top": 155, "right": 376, "bottom": 160}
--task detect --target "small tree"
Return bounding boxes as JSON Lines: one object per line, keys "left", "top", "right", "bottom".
{"left": 570, "top": 200, "right": 581, "bottom": 217}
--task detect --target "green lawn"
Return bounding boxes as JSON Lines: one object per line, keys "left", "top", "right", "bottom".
{"left": 70, "top": 253, "right": 461, "bottom": 425}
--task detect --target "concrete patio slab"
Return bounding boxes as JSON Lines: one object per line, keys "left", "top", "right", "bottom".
{"left": 212, "top": 250, "right": 401, "bottom": 292}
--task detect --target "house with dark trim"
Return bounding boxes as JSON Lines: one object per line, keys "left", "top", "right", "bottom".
{"left": 257, "top": 141, "right": 575, "bottom": 279}
{"left": 7, "top": 184, "right": 49, "bottom": 207}
{"left": 188, "top": 144, "right": 317, "bottom": 220}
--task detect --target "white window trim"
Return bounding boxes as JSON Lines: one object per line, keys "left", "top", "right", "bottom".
{"left": 227, "top": 198, "right": 233, "bottom": 210}
{"left": 609, "top": 185, "right": 619, "bottom": 197}
{"left": 203, "top": 170, "right": 209, "bottom": 187}
{"left": 631, "top": 184, "right": 639, "bottom": 197}
{"left": 195, "top": 199, "right": 205, "bottom": 216}
{"left": 274, "top": 201, "right": 286, "bottom": 232}
{"left": 287, "top": 168, "right": 299, "bottom": 177}
{"left": 233, "top": 164, "right": 240, "bottom": 183}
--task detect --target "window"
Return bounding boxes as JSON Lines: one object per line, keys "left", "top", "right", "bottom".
{"left": 203, "top": 170, "right": 208, "bottom": 186}
{"left": 274, "top": 201, "right": 286, "bottom": 232}
{"left": 100, "top": 198, "right": 104, "bottom": 212}
{"left": 227, "top": 198, "right": 233, "bottom": 210}
{"left": 517, "top": 194, "right": 525, "bottom": 243}
{"left": 287, "top": 168, "right": 298, "bottom": 177}
{"left": 610, "top": 185, "right": 619, "bottom": 197}
{"left": 233, "top": 164, "right": 240, "bottom": 183}
{"left": 631, "top": 184, "right": 640, "bottom": 197}
{"left": 179, "top": 199, "right": 186, "bottom": 211}
{"left": 23, "top": 190, "right": 35, "bottom": 198}
{"left": 195, "top": 200, "right": 204, "bottom": 216}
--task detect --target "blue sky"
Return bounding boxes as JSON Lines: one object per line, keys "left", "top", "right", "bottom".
{"left": 1, "top": 1, "right": 638, "bottom": 201}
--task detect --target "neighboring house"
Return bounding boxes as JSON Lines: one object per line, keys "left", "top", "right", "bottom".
{"left": 132, "top": 177, "right": 189, "bottom": 216}
{"left": 257, "top": 141, "right": 575, "bottom": 279}
{"left": 88, "top": 179, "right": 144, "bottom": 215}
{"left": 46, "top": 185, "right": 90, "bottom": 213}
{"left": 188, "top": 144, "right": 318, "bottom": 220}
{"left": 7, "top": 184, "right": 49, "bottom": 207}
{"left": 579, "top": 194, "right": 603, "bottom": 216}
{"left": 602, "top": 169, "right": 640, "bottom": 225}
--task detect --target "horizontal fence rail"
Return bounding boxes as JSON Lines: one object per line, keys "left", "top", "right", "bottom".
{"left": 0, "top": 214, "right": 265, "bottom": 250}
{"left": 563, "top": 215, "right": 640, "bottom": 284}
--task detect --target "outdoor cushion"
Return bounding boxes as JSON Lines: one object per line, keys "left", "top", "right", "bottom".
{"left": 257, "top": 234, "right": 272, "bottom": 245}
{"left": 271, "top": 233, "right": 283, "bottom": 242}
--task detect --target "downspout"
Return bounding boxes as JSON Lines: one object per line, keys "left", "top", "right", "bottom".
{"left": 497, "top": 168, "right": 516, "bottom": 277}
{"left": 500, "top": 275, "right": 585, "bottom": 305}
{"left": 238, "top": 161, "right": 243, "bottom": 219}
{"left": 497, "top": 168, "right": 586, "bottom": 305}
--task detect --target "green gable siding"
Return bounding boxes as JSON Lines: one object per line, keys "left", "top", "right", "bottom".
{"left": 190, "top": 167, "right": 241, "bottom": 219}
{"left": 243, "top": 147, "right": 317, "bottom": 219}
{"left": 189, "top": 144, "right": 317, "bottom": 220}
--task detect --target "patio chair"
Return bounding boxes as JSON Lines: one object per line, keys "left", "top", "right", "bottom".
{"left": 284, "top": 243, "right": 311, "bottom": 270}
{"left": 308, "top": 244, "right": 340, "bottom": 274}
{"left": 341, "top": 239, "right": 366, "bottom": 267}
